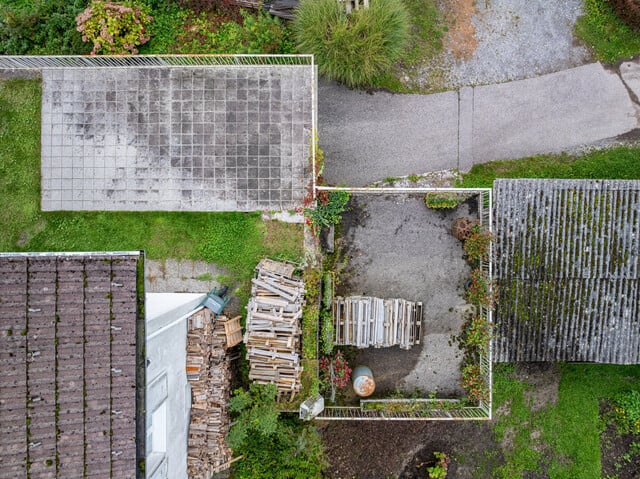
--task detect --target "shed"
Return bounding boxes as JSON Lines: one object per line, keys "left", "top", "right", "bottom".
{"left": 493, "top": 179, "right": 640, "bottom": 363}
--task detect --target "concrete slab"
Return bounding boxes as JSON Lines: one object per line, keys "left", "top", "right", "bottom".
{"left": 340, "top": 194, "right": 473, "bottom": 396}
{"left": 41, "top": 66, "right": 314, "bottom": 212}
{"left": 472, "top": 63, "right": 639, "bottom": 163}
{"left": 318, "top": 80, "right": 459, "bottom": 186}
{"left": 620, "top": 58, "right": 640, "bottom": 101}
{"left": 458, "top": 86, "right": 474, "bottom": 172}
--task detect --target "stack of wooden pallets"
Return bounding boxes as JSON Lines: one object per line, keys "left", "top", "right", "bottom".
{"left": 186, "top": 309, "right": 234, "bottom": 478}
{"left": 333, "top": 296, "right": 423, "bottom": 350}
{"left": 244, "top": 259, "right": 305, "bottom": 400}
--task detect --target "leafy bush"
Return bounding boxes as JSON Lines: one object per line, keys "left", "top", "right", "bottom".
{"left": 460, "top": 314, "right": 492, "bottom": 356}
{"left": 228, "top": 384, "right": 326, "bottom": 478}
{"left": 305, "top": 190, "right": 350, "bottom": 232}
{"left": 613, "top": 390, "right": 640, "bottom": 434}
{"left": 294, "top": 0, "right": 410, "bottom": 87}
{"left": 76, "top": 0, "right": 153, "bottom": 55}
{"left": 465, "top": 268, "right": 497, "bottom": 308}
{"left": 424, "top": 192, "right": 463, "bottom": 210}
{"left": 461, "top": 363, "right": 489, "bottom": 403}
{"left": 320, "top": 311, "right": 334, "bottom": 355}
{"left": 302, "top": 268, "right": 322, "bottom": 360}
{"left": 575, "top": 0, "right": 640, "bottom": 62}
{"left": 172, "top": 8, "right": 293, "bottom": 54}
{"left": 0, "top": 0, "right": 89, "bottom": 54}
{"left": 463, "top": 224, "right": 493, "bottom": 263}
{"left": 427, "top": 451, "right": 451, "bottom": 479}
{"left": 139, "top": 1, "right": 189, "bottom": 53}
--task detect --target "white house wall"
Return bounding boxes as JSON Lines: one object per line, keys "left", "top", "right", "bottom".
{"left": 145, "top": 293, "right": 205, "bottom": 479}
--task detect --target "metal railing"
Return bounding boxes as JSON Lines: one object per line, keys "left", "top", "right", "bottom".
{"left": 0, "top": 54, "right": 313, "bottom": 69}
{"left": 313, "top": 188, "right": 493, "bottom": 421}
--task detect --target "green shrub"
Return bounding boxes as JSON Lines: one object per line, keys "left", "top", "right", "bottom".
{"left": 465, "top": 268, "right": 497, "bottom": 309}
{"left": 172, "top": 9, "right": 293, "bottom": 54}
{"left": 613, "top": 390, "right": 640, "bottom": 434}
{"left": 463, "top": 224, "right": 493, "bottom": 263}
{"left": 304, "top": 190, "right": 350, "bottom": 233}
{"left": 320, "top": 309, "right": 334, "bottom": 355}
{"left": 228, "top": 384, "right": 325, "bottom": 478}
{"left": 76, "top": 0, "right": 154, "bottom": 55}
{"left": 424, "top": 192, "right": 463, "bottom": 210}
{"left": 575, "top": 0, "right": 640, "bottom": 62}
{"left": 0, "top": 0, "right": 89, "bottom": 54}
{"left": 461, "top": 363, "right": 489, "bottom": 403}
{"left": 294, "top": 0, "right": 410, "bottom": 87}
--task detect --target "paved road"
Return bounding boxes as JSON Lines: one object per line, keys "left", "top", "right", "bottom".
{"left": 319, "top": 61, "right": 640, "bottom": 186}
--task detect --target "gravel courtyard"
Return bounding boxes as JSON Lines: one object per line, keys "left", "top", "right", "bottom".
{"left": 337, "top": 193, "right": 477, "bottom": 398}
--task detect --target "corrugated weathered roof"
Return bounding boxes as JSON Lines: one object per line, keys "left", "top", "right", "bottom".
{"left": 0, "top": 253, "right": 142, "bottom": 478}
{"left": 493, "top": 179, "right": 640, "bottom": 363}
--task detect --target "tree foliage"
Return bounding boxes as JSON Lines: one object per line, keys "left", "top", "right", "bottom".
{"left": 0, "top": 0, "right": 89, "bottom": 54}
{"left": 228, "top": 383, "right": 326, "bottom": 478}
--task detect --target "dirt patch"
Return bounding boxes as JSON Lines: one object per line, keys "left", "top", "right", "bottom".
{"left": 320, "top": 419, "right": 503, "bottom": 479}
{"left": 516, "top": 362, "right": 560, "bottom": 412}
{"left": 442, "top": 0, "right": 478, "bottom": 61}
{"left": 600, "top": 401, "right": 640, "bottom": 479}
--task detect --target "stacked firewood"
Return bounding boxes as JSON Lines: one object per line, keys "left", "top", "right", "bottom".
{"left": 186, "top": 309, "right": 233, "bottom": 478}
{"left": 244, "top": 260, "right": 304, "bottom": 400}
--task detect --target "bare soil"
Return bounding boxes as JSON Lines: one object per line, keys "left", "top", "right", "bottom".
{"left": 442, "top": 0, "right": 478, "bottom": 61}
{"left": 319, "top": 363, "right": 561, "bottom": 478}
{"left": 600, "top": 401, "right": 640, "bottom": 479}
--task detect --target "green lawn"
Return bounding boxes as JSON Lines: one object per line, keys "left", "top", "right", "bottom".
{"left": 575, "top": 0, "right": 640, "bottom": 63}
{"left": 459, "top": 147, "right": 640, "bottom": 188}
{"left": 0, "top": 79, "right": 303, "bottom": 286}
{"left": 491, "top": 364, "right": 640, "bottom": 479}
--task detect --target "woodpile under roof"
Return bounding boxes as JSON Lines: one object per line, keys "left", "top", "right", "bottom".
{"left": 244, "top": 259, "right": 305, "bottom": 400}
{"left": 493, "top": 179, "right": 640, "bottom": 364}
{"left": 186, "top": 309, "right": 233, "bottom": 477}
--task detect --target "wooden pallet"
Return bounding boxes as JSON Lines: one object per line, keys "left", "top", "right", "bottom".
{"left": 244, "top": 260, "right": 305, "bottom": 400}
{"left": 333, "top": 296, "right": 422, "bottom": 350}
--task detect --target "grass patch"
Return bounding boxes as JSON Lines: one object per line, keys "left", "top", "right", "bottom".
{"left": 575, "top": 0, "right": 640, "bottom": 63}
{"left": 459, "top": 146, "right": 640, "bottom": 188}
{"left": 491, "top": 363, "right": 640, "bottom": 479}
{"left": 0, "top": 79, "right": 303, "bottom": 291}
{"left": 372, "top": 0, "right": 444, "bottom": 92}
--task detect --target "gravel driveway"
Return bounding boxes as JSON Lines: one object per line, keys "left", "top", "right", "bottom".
{"left": 415, "top": 0, "right": 593, "bottom": 89}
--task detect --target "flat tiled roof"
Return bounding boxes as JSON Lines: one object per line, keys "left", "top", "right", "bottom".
{"left": 0, "top": 253, "right": 142, "bottom": 478}
{"left": 40, "top": 66, "right": 314, "bottom": 212}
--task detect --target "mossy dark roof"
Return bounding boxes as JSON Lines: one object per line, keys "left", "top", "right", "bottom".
{"left": 0, "top": 252, "right": 143, "bottom": 478}
{"left": 493, "top": 179, "right": 640, "bottom": 364}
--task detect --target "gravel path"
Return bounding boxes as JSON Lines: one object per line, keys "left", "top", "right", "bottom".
{"left": 417, "top": 0, "right": 593, "bottom": 89}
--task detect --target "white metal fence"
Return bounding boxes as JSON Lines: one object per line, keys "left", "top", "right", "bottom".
{"left": 0, "top": 54, "right": 313, "bottom": 69}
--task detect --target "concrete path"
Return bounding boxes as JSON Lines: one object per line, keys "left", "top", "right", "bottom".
{"left": 319, "top": 61, "right": 640, "bottom": 186}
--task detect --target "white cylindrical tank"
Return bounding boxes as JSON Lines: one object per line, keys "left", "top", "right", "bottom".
{"left": 352, "top": 365, "right": 375, "bottom": 397}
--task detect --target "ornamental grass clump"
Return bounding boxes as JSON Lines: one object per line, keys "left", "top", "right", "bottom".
{"left": 76, "top": 0, "right": 153, "bottom": 55}
{"left": 293, "top": 0, "right": 410, "bottom": 88}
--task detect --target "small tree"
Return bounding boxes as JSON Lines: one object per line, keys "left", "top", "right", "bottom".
{"left": 76, "top": 0, "right": 153, "bottom": 55}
